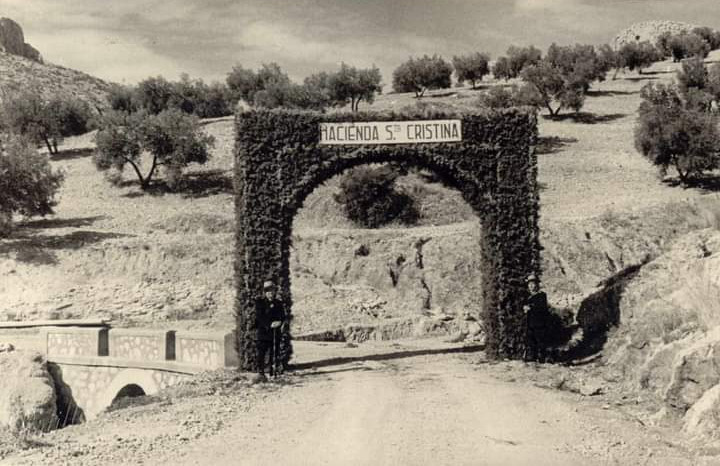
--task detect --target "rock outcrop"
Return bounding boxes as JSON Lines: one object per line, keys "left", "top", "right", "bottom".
{"left": 615, "top": 20, "right": 697, "bottom": 47}
{"left": 0, "top": 17, "right": 42, "bottom": 62}
{"left": 0, "top": 350, "right": 58, "bottom": 432}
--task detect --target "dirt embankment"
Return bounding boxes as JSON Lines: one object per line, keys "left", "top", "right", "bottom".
{"left": 2, "top": 195, "right": 719, "bottom": 340}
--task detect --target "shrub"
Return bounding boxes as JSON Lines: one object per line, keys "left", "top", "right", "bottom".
{"left": 476, "top": 85, "right": 543, "bottom": 110}
{"left": 334, "top": 165, "right": 418, "bottom": 228}
{"left": 392, "top": 55, "right": 453, "bottom": 97}
{"left": 477, "top": 86, "right": 517, "bottom": 108}
{"left": 0, "top": 134, "right": 64, "bottom": 235}
{"left": 634, "top": 83, "right": 720, "bottom": 183}
{"left": 452, "top": 53, "right": 490, "bottom": 89}
{"left": 94, "top": 109, "right": 215, "bottom": 190}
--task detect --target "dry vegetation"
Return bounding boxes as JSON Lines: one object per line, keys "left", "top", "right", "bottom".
{"left": 0, "top": 51, "right": 111, "bottom": 111}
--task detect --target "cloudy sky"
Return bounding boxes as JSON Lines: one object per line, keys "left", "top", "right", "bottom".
{"left": 2, "top": 0, "right": 719, "bottom": 86}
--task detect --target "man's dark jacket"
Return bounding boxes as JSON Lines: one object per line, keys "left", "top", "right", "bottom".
{"left": 256, "top": 297, "right": 285, "bottom": 341}
{"left": 526, "top": 291, "right": 550, "bottom": 331}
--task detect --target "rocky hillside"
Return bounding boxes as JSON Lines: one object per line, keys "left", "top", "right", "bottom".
{"left": 615, "top": 20, "right": 697, "bottom": 46}
{"left": 0, "top": 17, "right": 41, "bottom": 62}
{"left": 0, "top": 17, "right": 111, "bottom": 112}
{"left": 0, "top": 51, "right": 112, "bottom": 112}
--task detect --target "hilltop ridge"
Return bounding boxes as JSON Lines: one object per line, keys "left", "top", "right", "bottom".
{"left": 0, "top": 17, "right": 111, "bottom": 111}
{"left": 0, "top": 17, "right": 41, "bottom": 62}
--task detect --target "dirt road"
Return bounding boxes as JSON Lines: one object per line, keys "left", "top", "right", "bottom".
{"left": 162, "top": 341, "right": 694, "bottom": 466}
{"left": 1, "top": 340, "right": 703, "bottom": 465}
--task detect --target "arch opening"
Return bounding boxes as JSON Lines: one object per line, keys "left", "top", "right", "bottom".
{"left": 110, "top": 383, "right": 146, "bottom": 410}
{"left": 289, "top": 162, "right": 483, "bottom": 342}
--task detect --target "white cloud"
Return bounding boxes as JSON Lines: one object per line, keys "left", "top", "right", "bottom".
{"left": 515, "top": 0, "right": 579, "bottom": 10}
{"left": 31, "top": 29, "right": 182, "bottom": 83}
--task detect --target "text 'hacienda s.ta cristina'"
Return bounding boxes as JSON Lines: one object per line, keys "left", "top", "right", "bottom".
{"left": 319, "top": 120, "right": 462, "bottom": 145}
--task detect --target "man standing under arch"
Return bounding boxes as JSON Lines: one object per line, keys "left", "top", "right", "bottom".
{"left": 256, "top": 280, "right": 286, "bottom": 378}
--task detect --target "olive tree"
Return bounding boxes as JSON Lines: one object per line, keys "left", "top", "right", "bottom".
{"left": 0, "top": 134, "right": 64, "bottom": 235}
{"left": 2, "top": 91, "right": 92, "bottom": 154}
{"left": 392, "top": 55, "right": 453, "bottom": 97}
{"left": 634, "top": 83, "right": 720, "bottom": 183}
{"left": 618, "top": 41, "right": 661, "bottom": 75}
{"left": 94, "top": 109, "right": 215, "bottom": 191}
{"left": 452, "top": 53, "right": 490, "bottom": 89}
{"left": 492, "top": 45, "right": 542, "bottom": 80}
{"left": 328, "top": 63, "right": 382, "bottom": 112}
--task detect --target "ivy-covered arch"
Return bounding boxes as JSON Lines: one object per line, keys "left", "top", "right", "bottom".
{"left": 234, "top": 107, "right": 540, "bottom": 371}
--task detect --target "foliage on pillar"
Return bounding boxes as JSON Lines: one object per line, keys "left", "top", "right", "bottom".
{"left": 234, "top": 106, "right": 540, "bottom": 370}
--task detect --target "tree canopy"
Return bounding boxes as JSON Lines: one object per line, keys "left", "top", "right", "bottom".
{"left": 634, "top": 82, "right": 720, "bottom": 183}
{"left": 94, "top": 109, "right": 215, "bottom": 191}
{"left": 0, "top": 134, "right": 64, "bottom": 235}
{"left": 452, "top": 53, "right": 490, "bottom": 89}
{"left": 392, "top": 55, "right": 453, "bottom": 97}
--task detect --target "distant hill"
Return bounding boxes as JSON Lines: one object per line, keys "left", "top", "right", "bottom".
{"left": 0, "top": 51, "right": 112, "bottom": 113}
{"left": 0, "top": 17, "right": 111, "bottom": 112}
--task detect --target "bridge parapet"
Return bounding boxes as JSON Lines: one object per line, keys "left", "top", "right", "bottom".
{"left": 108, "top": 328, "right": 175, "bottom": 362}
{"left": 175, "top": 331, "right": 238, "bottom": 369}
{"left": 41, "top": 326, "right": 237, "bottom": 369}
{"left": 42, "top": 326, "right": 108, "bottom": 357}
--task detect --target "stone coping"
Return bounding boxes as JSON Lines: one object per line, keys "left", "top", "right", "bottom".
{"left": 108, "top": 328, "right": 175, "bottom": 336}
{"left": 47, "top": 355, "right": 213, "bottom": 375}
{"left": 174, "top": 330, "right": 233, "bottom": 340}
{"left": 0, "top": 319, "right": 108, "bottom": 329}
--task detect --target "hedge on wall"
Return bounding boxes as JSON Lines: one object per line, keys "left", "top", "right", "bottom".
{"left": 234, "top": 106, "right": 541, "bottom": 371}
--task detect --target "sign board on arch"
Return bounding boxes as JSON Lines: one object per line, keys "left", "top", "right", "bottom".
{"left": 319, "top": 120, "right": 462, "bottom": 145}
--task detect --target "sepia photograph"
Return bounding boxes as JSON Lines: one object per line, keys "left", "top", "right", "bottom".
{"left": 1, "top": 0, "right": 720, "bottom": 464}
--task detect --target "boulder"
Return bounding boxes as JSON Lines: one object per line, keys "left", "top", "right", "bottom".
{"left": 615, "top": 20, "right": 696, "bottom": 47}
{"left": 0, "top": 350, "right": 58, "bottom": 432}
{"left": 683, "top": 383, "right": 720, "bottom": 441}
{"left": 663, "top": 327, "right": 720, "bottom": 412}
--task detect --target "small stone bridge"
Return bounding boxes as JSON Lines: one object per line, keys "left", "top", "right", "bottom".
{"left": 42, "top": 326, "right": 238, "bottom": 422}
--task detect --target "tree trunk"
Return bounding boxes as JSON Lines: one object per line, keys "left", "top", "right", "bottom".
{"left": 126, "top": 159, "right": 148, "bottom": 190}
{"left": 145, "top": 156, "right": 159, "bottom": 189}
{"left": 672, "top": 154, "right": 690, "bottom": 184}
{"left": 44, "top": 138, "right": 53, "bottom": 155}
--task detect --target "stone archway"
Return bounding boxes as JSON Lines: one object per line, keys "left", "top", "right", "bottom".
{"left": 234, "top": 108, "right": 541, "bottom": 371}
{"left": 97, "top": 368, "right": 160, "bottom": 416}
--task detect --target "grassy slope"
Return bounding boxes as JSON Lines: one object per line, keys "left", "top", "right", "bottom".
{"left": 0, "top": 52, "right": 719, "bottom": 337}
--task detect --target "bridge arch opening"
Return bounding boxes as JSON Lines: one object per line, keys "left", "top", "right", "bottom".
{"left": 234, "top": 108, "right": 541, "bottom": 371}
{"left": 112, "top": 383, "right": 146, "bottom": 405}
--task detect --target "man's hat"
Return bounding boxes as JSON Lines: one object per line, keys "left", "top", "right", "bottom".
{"left": 263, "top": 280, "right": 274, "bottom": 290}
{"left": 526, "top": 274, "right": 539, "bottom": 283}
